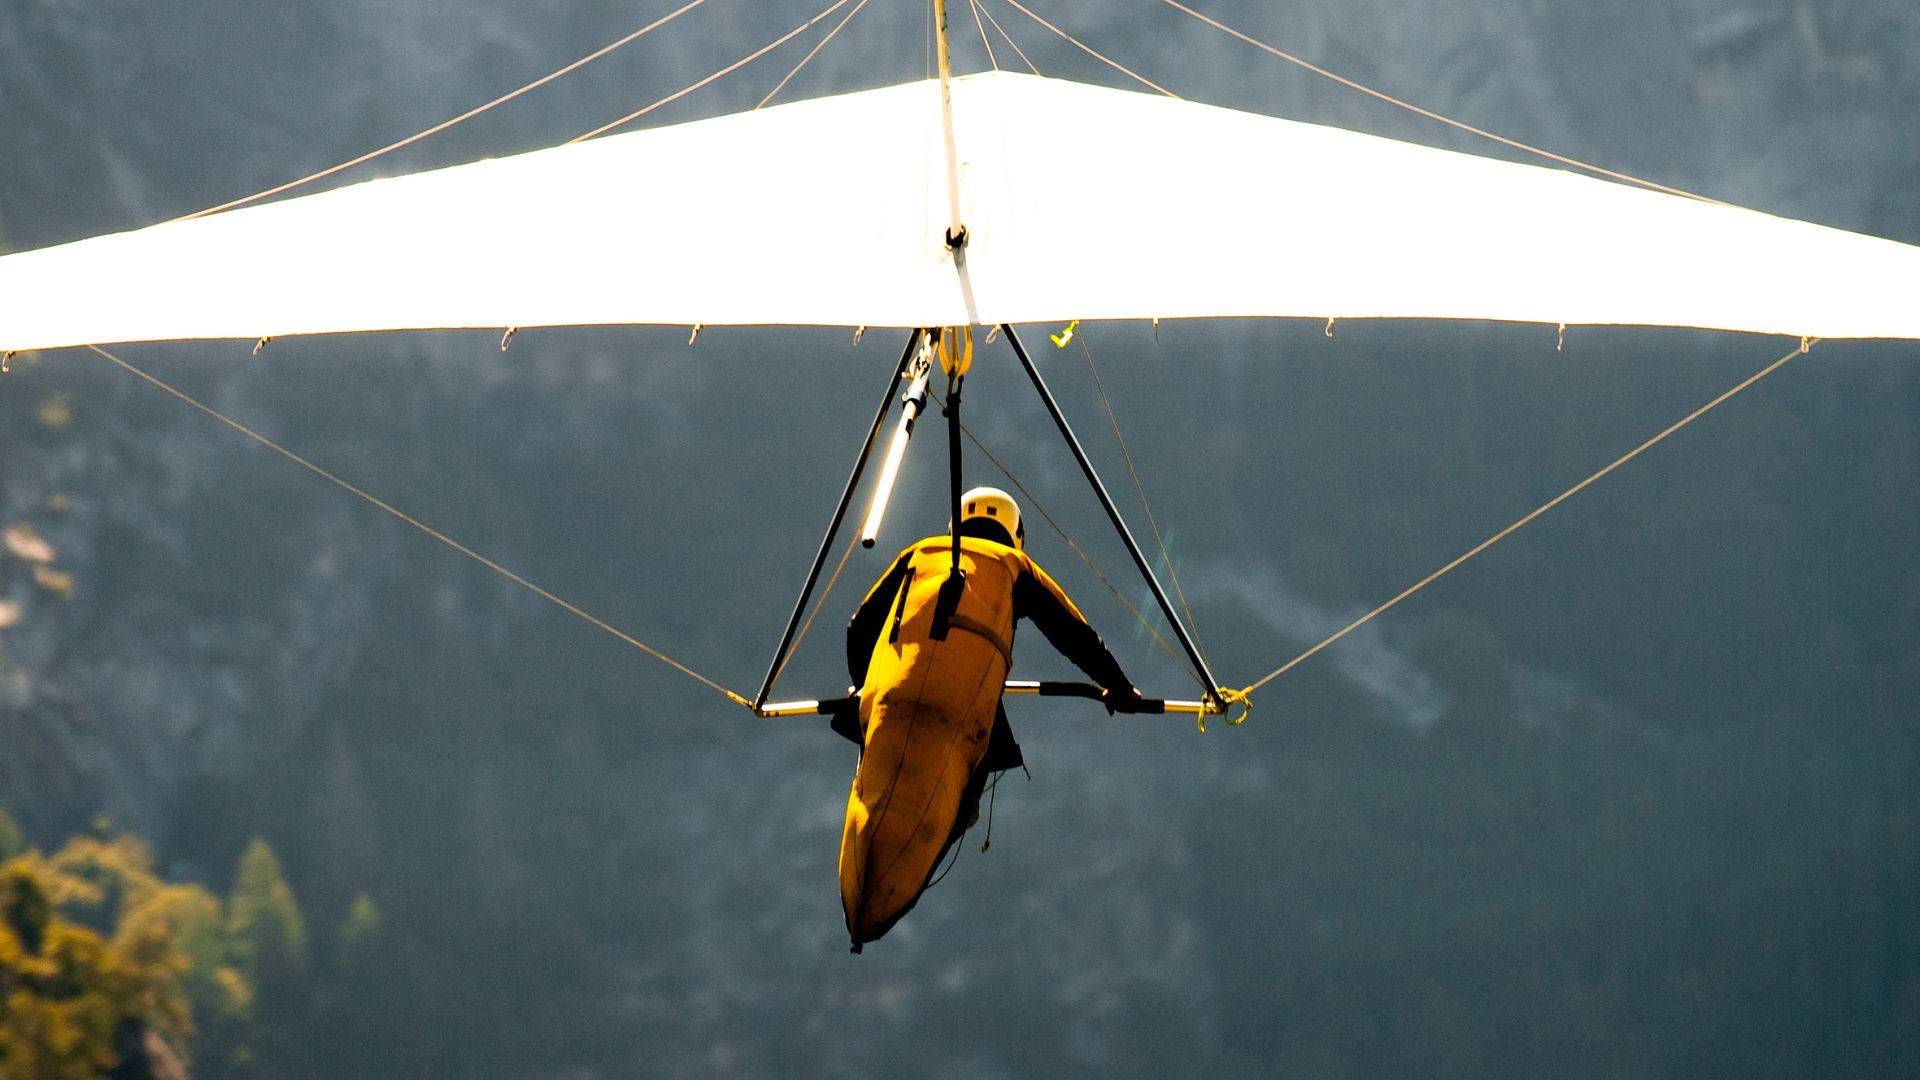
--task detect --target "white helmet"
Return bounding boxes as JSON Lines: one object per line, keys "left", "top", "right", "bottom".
{"left": 959, "top": 486, "right": 1024, "bottom": 549}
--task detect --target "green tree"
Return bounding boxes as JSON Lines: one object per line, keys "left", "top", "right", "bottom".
{"left": 337, "top": 894, "right": 381, "bottom": 964}
{"left": 222, "top": 839, "right": 310, "bottom": 1076}
{"left": 0, "top": 809, "right": 22, "bottom": 861}
{"left": 0, "top": 843, "right": 196, "bottom": 1080}
{"left": 47, "top": 834, "right": 163, "bottom": 935}
{"left": 126, "top": 884, "right": 251, "bottom": 1033}
{"left": 226, "top": 839, "right": 308, "bottom": 986}
{"left": 316, "top": 892, "right": 390, "bottom": 1077}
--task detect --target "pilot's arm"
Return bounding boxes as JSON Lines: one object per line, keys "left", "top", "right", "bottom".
{"left": 1013, "top": 559, "right": 1140, "bottom": 710}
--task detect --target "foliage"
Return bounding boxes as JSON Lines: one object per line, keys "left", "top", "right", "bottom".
{"left": 336, "top": 895, "right": 380, "bottom": 961}
{"left": 225, "top": 840, "right": 308, "bottom": 988}
{"left": 0, "top": 812, "right": 21, "bottom": 862}
{"left": 0, "top": 841, "right": 193, "bottom": 1079}
{"left": 0, "top": 824, "right": 375, "bottom": 1080}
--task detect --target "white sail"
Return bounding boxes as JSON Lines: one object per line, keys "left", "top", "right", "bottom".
{"left": 3, "top": 70, "right": 1918, "bottom": 352}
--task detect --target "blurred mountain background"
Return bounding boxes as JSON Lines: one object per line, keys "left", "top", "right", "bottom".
{"left": 1, "top": 0, "right": 1916, "bottom": 1075}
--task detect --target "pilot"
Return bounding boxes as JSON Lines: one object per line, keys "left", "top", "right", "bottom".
{"left": 837, "top": 486, "right": 1140, "bottom": 952}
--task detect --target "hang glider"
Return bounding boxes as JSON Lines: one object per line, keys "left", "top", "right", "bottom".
{"left": 4, "top": 70, "right": 1919, "bottom": 354}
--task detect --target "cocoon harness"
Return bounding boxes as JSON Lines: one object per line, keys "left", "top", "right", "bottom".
{"left": 839, "top": 532, "right": 1126, "bottom": 951}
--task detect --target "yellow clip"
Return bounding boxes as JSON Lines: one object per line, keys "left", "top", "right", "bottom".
{"left": 1221, "top": 687, "right": 1252, "bottom": 726}
{"left": 1050, "top": 319, "right": 1080, "bottom": 348}
{"left": 1198, "top": 687, "right": 1253, "bottom": 732}
{"left": 936, "top": 326, "right": 974, "bottom": 377}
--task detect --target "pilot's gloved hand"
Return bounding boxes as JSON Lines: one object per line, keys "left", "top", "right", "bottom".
{"left": 1103, "top": 686, "right": 1144, "bottom": 715}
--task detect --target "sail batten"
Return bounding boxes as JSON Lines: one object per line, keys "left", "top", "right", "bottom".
{"left": 4, "top": 70, "right": 1918, "bottom": 351}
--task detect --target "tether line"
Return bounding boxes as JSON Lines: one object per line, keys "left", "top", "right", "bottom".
{"left": 757, "top": 0, "right": 873, "bottom": 109}
{"left": 1240, "top": 338, "right": 1813, "bottom": 696}
{"left": 978, "top": 0, "right": 1040, "bottom": 73}
{"left": 175, "top": 0, "right": 716, "bottom": 222}
{"left": 87, "top": 344, "right": 752, "bottom": 709}
{"left": 966, "top": 0, "right": 1000, "bottom": 71}
{"left": 1153, "top": 0, "right": 1728, "bottom": 206}
{"left": 996, "top": 0, "right": 1177, "bottom": 97}
{"left": 570, "top": 0, "right": 855, "bottom": 142}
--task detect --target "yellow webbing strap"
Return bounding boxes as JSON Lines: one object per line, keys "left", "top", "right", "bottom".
{"left": 936, "top": 325, "right": 974, "bottom": 376}
{"left": 946, "top": 613, "right": 1015, "bottom": 669}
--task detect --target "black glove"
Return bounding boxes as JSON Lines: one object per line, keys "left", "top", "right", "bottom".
{"left": 1103, "top": 686, "right": 1144, "bottom": 715}
{"left": 826, "top": 693, "right": 862, "bottom": 745}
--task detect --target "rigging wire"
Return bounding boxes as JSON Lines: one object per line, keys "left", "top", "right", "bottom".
{"left": 768, "top": 532, "right": 863, "bottom": 691}
{"left": 978, "top": 0, "right": 1041, "bottom": 74}
{"left": 570, "top": 0, "right": 858, "bottom": 142}
{"left": 966, "top": 0, "right": 1000, "bottom": 71}
{"left": 1238, "top": 338, "right": 1815, "bottom": 698}
{"left": 122, "top": 1, "right": 1780, "bottom": 718}
{"left": 1074, "top": 332, "right": 1209, "bottom": 661}
{"left": 757, "top": 0, "right": 874, "bottom": 109}
{"left": 958, "top": 422, "right": 1189, "bottom": 671}
{"left": 1152, "top": 0, "right": 1728, "bottom": 206}
{"left": 769, "top": 410, "right": 1194, "bottom": 698}
{"left": 174, "top": 0, "right": 717, "bottom": 222}
{"left": 85, "top": 344, "right": 754, "bottom": 710}
{"left": 994, "top": 0, "right": 1178, "bottom": 97}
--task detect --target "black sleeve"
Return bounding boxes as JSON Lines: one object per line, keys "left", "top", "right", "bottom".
{"left": 846, "top": 552, "right": 913, "bottom": 686}
{"left": 1012, "top": 569, "right": 1131, "bottom": 693}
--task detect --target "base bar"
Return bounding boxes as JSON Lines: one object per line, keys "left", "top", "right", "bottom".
{"left": 756, "top": 698, "right": 835, "bottom": 717}
{"left": 756, "top": 681, "right": 1213, "bottom": 718}
{"left": 1001, "top": 680, "right": 1210, "bottom": 715}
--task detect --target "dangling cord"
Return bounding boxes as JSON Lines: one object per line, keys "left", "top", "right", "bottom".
{"left": 925, "top": 829, "right": 966, "bottom": 890}
{"left": 980, "top": 772, "right": 1002, "bottom": 852}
